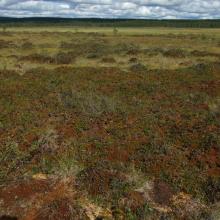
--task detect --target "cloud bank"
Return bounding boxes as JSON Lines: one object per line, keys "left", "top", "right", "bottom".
{"left": 0, "top": 0, "right": 220, "bottom": 19}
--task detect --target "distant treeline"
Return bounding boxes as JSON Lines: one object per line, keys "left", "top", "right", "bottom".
{"left": 0, "top": 17, "right": 220, "bottom": 28}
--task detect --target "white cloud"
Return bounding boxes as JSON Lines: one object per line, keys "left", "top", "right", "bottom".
{"left": 0, "top": 0, "right": 219, "bottom": 18}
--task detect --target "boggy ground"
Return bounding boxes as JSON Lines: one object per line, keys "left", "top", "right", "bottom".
{"left": 0, "top": 28, "right": 220, "bottom": 219}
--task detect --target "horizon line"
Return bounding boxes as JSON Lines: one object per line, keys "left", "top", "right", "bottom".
{"left": 0, "top": 16, "right": 220, "bottom": 21}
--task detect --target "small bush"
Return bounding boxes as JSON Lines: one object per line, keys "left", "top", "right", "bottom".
{"left": 20, "top": 52, "right": 75, "bottom": 65}
{"left": 129, "top": 57, "right": 138, "bottom": 63}
{"left": 86, "top": 53, "right": 99, "bottom": 59}
{"left": 60, "top": 41, "right": 76, "bottom": 49}
{"left": 0, "top": 40, "right": 16, "bottom": 49}
{"left": 203, "top": 177, "right": 220, "bottom": 203}
{"left": 20, "top": 53, "right": 54, "bottom": 64}
{"left": 130, "top": 63, "right": 147, "bottom": 72}
{"left": 142, "top": 47, "right": 164, "bottom": 56}
{"left": 162, "top": 48, "right": 187, "bottom": 58}
{"left": 59, "top": 89, "right": 122, "bottom": 116}
{"left": 101, "top": 57, "right": 116, "bottom": 63}
{"left": 21, "top": 41, "right": 34, "bottom": 50}
{"left": 191, "top": 50, "right": 220, "bottom": 58}
{"left": 54, "top": 52, "right": 75, "bottom": 64}
{"left": 60, "top": 41, "right": 110, "bottom": 57}
{"left": 114, "top": 43, "right": 140, "bottom": 54}
{"left": 0, "top": 141, "right": 25, "bottom": 180}
{"left": 127, "top": 49, "right": 140, "bottom": 55}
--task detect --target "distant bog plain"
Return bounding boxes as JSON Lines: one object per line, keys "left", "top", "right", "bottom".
{"left": 0, "top": 23, "right": 220, "bottom": 219}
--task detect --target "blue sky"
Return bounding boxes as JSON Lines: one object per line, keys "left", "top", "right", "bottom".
{"left": 0, "top": 0, "right": 220, "bottom": 19}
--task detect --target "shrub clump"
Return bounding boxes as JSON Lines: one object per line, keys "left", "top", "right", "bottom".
{"left": 20, "top": 52, "right": 75, "bottom": 65}
{"left": 21, "top": 41, "right": 34, "bottom": 50}
{"left": 191, "top": 50, "right": 220, "bottom": 58}
{"left": 129, "top": 57, "right": 138, "bottom": 63}
{"left": 59, "top": 89, "right": 122, "bottom": 116}
{"left": 60, "top": 41, "right": 110, "bottom": 57}
{"left": 20, "top": 53, "right": 54, "bottom": 64}
{"left": 142, "top": 48, "right": 188, "bottom": 58}
{"left": 114, "top": 43, "right": 140, "bottom": 54}
{"left": 101, "top": 57, "right": 116, "bottom": 63}
{"left": 130, "top": 63, "right": 147, "bottom": 72}
{"left": 142, "top": 47, "right": 164, "bottom": 56}
{"left": 76, "top": 166, "right": 128, "bottom": 197}
{"left": 0, "top": 40, "right": 16, "bottom": 49}
{"left": 162, "top": 48, "right": 187, "bottom": 58}
{"left": 54, "top": 52, "right": 75, "bottom": 65}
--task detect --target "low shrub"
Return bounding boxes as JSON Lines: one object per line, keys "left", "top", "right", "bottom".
{"left": 130, "top": 63, "right": 147, "bottom": 72}
{"left": 129, "top": 57, "right": 138, "bottom": 63}
{"left": 19, "top": 53, "right": 54, "bottom": 64}
{"left": 114, "top": 43, "right": 140, "bottom": 54}
{"left": 142, "top": 47, "right": 164, "bottom": 56}
{"left": 54, "top": 52, "right": 75, "bottom": 64}
{"left": 162, "top": 48, "right": 187, "bottom": 58}
{"left": 191, "top": 50, "right": 220, "bottom": 58}
{"left": 21, "top": 41, "right": 34, "bottom": 50}
{"left": 59, "top": 89, "right": 122, "bottom": 116}
{"left": 0, "top": 40, "right": 16, "bottom": 49}
{"left": 101, "top": 57, "right": 116, "bottom": 63}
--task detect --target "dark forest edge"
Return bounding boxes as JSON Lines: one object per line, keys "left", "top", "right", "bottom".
{"left": 0, "top": 17, "right": 220, "bottom": 28}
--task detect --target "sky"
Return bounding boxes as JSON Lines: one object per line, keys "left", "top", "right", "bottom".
{"left": 0, "top": 0, "right": 220, "bottom": 19}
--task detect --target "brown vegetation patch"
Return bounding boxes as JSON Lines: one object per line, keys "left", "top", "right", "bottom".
{"left": 114, "top": 43, "right": 140, "bottom": 54}
{"left": 56, "top": 123, "right": 76, "bottom": 139}
{"left": 0, "top": 179, "right": 52, "bottom": 208}
{"left": 77, "top": 167, "right": 127, "bottom": 196}
{"left": 119, "top": 191, "right": 146, "bottom": 212}
{"left": 203, "top": 177, "right": 220, "bottom": 204}
{"left": 129, "top": 57, "right": 138, "bottom": 63}
{"left": 199, "top": 80, "right": 220, "bottom": 96}
{"left": 20, "top": 52, "right": 75, "bottom": 65}
{"left": 0, "top": 178, "right": 53, "bottom": 219}
{"left": 35, "top": 198, "right": 88, "bottom": 220}
{"left": 130, "top": 63, "right": 147, "bottom": 72}
{"left": 196, "top": 147, "right": 220, "bottom": 175}
{"left": 21, "top": 41, "right": 34, "bottom": 50}
{"left": 189, "top": 62, "right": 220, "bottom": 75}
{"left": 0, "top": 177, "right": 80, "bottom": 220}
{"left": 191, "top": 50, "right": 220, "bottom": 58}
{"left": 162, "top": 48, "right": 187, "bottom": 58}
{"left": 142, "top": 48, "right": 187, "bottom": 58}
{"left": 127, "top": 49, "right": 140, "bottom": 55}
{"left": 20, "top": 53, "right": 54, "bottom": 64}
{"left": 101, "top": 57, "right": 116, "bottom": 63}
{"left": 0, "top": 40, "right": 16, "bottom": 49}
{"left": 142, "top": 47, "right": 164, "bottom": 56}
{"left": 60, "top": 40, "right": 110, "bottom": 57}
{"left": 151, "top": 180, "right": 174, "bottom": 206}
{"left": 105, "top": 146, "right": 134, "bottom": 163}
{"left": 54, "top": 52, "right": 76, "bottom": 64}
{"left": 171, "top": 192, "right": 209, "bottom": 219}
